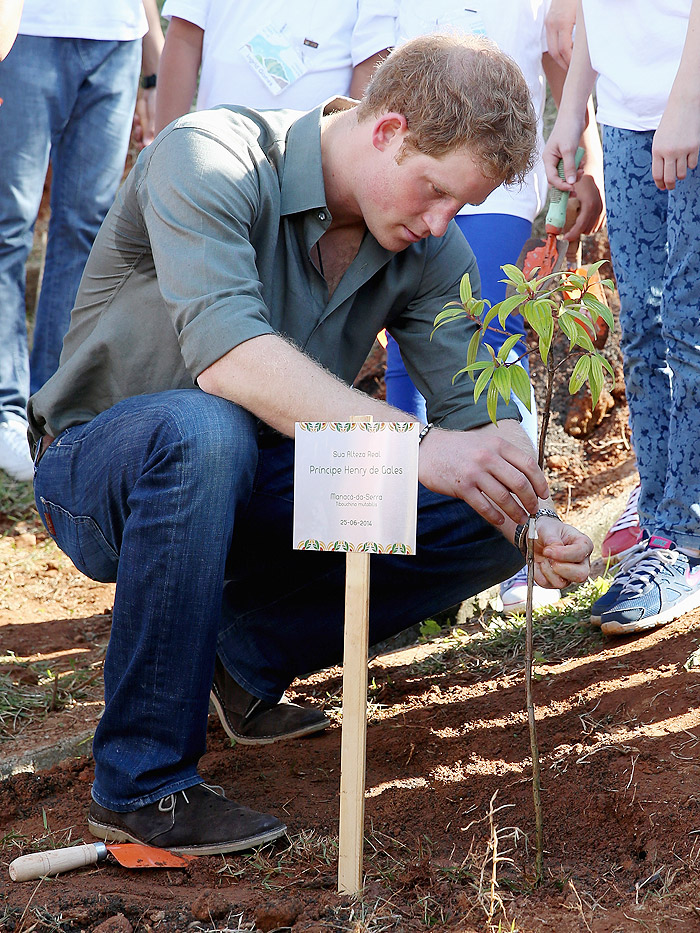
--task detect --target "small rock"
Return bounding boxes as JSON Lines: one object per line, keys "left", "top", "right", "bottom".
{"left": 255, "top": 899, "right": 302, "bottom": 932}
{"left": 546, "top": 454, "right": 569, "bottom": 471}
{"left": 149, "top": 911, "right": 166, "bottom": 923}
{"left": 92, "top": 914, "right": 133, "bottom": 933}
{"left": 14, "top": 532, "right": 37, "bottom": 548}
{"left": 190, "top": 892, "right": 236, "bottom": 922}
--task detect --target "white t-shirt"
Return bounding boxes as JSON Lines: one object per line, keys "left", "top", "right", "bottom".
{"left": 583, "top": 0, "right": 691, "bottom": 131}
{"left": 396, "top": 0, "right": 550, "bottom": 221}
{"left": 161, "top": 0, "right": 397, "bottom": 111}
{"left": 18, "top": 0, "right": 147, "bottom": 40}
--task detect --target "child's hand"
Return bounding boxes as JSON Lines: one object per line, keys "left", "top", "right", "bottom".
{"left": 652, "top": 92, "right": 700, "bottom": 190}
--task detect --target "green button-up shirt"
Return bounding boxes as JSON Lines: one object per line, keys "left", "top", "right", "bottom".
{"left": 28, "top": 100, "right": 516, "bottom": 444}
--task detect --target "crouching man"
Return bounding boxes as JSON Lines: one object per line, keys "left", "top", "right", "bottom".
{"left": 28, "top": 34, "right": 592, "bottom": 854}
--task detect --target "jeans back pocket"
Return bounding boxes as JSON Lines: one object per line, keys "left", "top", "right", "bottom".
{"left": 38, "top": 497, "right": 118, "bottom": 583}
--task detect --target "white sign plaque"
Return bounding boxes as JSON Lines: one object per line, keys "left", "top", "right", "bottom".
{"left": 293, "top": 422, "right": 418, "bottom": 554}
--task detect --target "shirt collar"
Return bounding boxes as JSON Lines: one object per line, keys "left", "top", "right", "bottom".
{"left": 280, "top": 97, "right": 357, "bottom": 217}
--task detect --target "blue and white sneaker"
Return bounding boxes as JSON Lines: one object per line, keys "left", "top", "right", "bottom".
{"left": 600, "top": 535, "right": 700, "bottom": 636}
{"left": 590, "top": 533, "right": 649, "bottom": 626}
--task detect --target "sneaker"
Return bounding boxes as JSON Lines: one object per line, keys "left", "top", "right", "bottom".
{"left": 499, "top": 565, "right": 561, "bottom": 615}
{"left": 601, "top": 484, "right": 643, "bottom": 561}
{"left": 590, "top": 534, "right": 650, "bottom": 625}
{"left": 88, "top": 782, "right": 286, "bottom": 855}
{"left": 0, "top": 417, "right": 34, "bottom": 482}
{"left": 211, "top": 657, "right": 329, "bottom": 745}
{"left": 600, "top": 535, "right": 700, "bottom": 636}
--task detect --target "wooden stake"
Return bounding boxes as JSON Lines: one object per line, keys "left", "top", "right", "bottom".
{"left": 338, "top": 416, "right": 372, "bottom": 896}
{"left": 338, "top": 549, "right": 370, "bottom": 895}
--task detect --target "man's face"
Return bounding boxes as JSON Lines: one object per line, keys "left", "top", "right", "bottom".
{"left": 359, "top": 117, "right": 499, "bottom": 252}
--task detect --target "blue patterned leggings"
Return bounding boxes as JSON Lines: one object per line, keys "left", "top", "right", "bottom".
{"left": 603, "top": 126, "right": 700, "bottom": 548}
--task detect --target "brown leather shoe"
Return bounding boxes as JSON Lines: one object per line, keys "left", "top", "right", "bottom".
{"left": 210, "top": 657, "right": 329, "bottom": 745}
{"left": 88, "top": 783, "right": 286, "bottom": 855}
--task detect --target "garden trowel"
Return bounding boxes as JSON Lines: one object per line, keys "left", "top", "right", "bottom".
{"left": 9, "top": 840, "right": 192, "bottom": 881}
{"left": 511, "top": 147, "right": 609, "bottom": 348}
{"left": 513, "top": 147, "right": 586, "bottom": 288}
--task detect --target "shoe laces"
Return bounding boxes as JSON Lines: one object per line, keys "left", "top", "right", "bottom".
{"left": 614, "top": 535, "right": 650, "bottom": 575}
{"left": 617, "top": 546, "right": 680, "bottom": 598}
{"left": 157, "top": 782, "right": 224, "bottom": 814}
{"left": 607, "top": 484, "right": 641, "bottom": 534}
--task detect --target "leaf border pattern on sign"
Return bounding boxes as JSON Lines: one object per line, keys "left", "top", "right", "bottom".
{"left": 295, "top": 540, "right": 414, "bottom": 555}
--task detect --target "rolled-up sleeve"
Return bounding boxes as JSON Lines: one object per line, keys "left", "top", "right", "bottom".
{"left": 137, "top": 123, "right": 277, "bottom": 379}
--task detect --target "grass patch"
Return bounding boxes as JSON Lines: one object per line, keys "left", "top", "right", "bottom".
{"left": 412, "top": 576, "right": 610, "bottom": 678}
{"left": 0, "top": 653, "right": 104, "bottom": 742}
{"left": 0, "top": 472, "right": 37, "bottom": 533}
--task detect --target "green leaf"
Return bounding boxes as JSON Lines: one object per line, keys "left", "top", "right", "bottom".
{"left": 452, "top": 360, "right": 491, "bottom": 383}
{"left": 510, "top": 363, "right": 533, "bottom": 412}
{"left": 495, "top": 293, "right": 528, "bottom": 328}
{"left": 571, "top": 321, "right": 596, "bottom": 352}
{"left": 474, "top": 364, "right": 495, "bottom": 402}
{"left": 589, "top": 353, "right": 604, "bottom": 408}
{"left": 535, "top": 301, "right": 554, "bottom": 363}
{"left": 493, "top": 363, "right": 512, "bottom": 403}
{"left": 582, "top": 292, "right": 615, "bottom": 331}
{"left": 466, "top": 298, "right": 488, "bottom": 320}
{"left": 598, "top": 353, "right": 615, "bottom": 378}
{"left": 481, "top": 303, "right": 501, "bottom": 330}
{"left": 558, "top": 311, "right": 578, "bottom": 349}
{"left": 585, "top": 259, "right": 608, "bottom": 279}
{"left": 466, "top": 328, "right": 482, "bottom": 370}
{"left": 459, "top": 273, "right": 474, "bottom": 305}
{"left": 496, "top": 332, "right": 526, "bottom": 362}
{"left": 431, "top": 306, "right": 465, "bottom": 337}
{"left": 565, "top": 273, "right": 587, "bottom": 291}
{"left": 486, "top": 379, "right": 499, "bottom": 424}
{"left": 501, "top": 263, "right": 526, "bottom": 286}
{"left": 569, "top": 355, "right": 591, "bottom": 395}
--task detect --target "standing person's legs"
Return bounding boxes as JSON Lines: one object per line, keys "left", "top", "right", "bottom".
{"left": 29, "top": 38, "right": 140, "bottom": 394}
{"left": 653, "top": 165, "right": 700, "bottom": 551}
{"left": 598, "top": 129, "right": 700, "bottom": 635}
{"left": 602, "top": 127, "right": 669, "bottom": 532}
{"left": 0, "top": 36, "right": 56, "bottom": 477}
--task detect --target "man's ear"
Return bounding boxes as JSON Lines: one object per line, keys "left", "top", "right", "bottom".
{"left": 371, "top": 112, "right": 408, "bottom": 152}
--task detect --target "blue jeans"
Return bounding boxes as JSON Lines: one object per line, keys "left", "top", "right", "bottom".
{"left": 0, "top": 35, "right": 140, "bottom": 422}
{"left": 603, "top": 127, "right": 700, "bottom": 549}
{"left": 33, "top": 390, "right": 522, "bottom": 810}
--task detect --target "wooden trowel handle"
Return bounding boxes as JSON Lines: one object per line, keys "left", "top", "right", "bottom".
{"left": 9, "top": 841, "right": 107, "bottom": 881}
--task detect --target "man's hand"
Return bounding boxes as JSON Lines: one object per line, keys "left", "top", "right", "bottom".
{"left": 531, "top": 516, "right": 592, "bottom": 588}
{"left": 418, "top": 422, "right": 549, "bottom": 528}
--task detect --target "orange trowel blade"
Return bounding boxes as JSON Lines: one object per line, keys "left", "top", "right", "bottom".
{"left": 106, "top": 842, "right": 193, "bottom": 869}
{"left": 522, "top": 232, "right": 565, "bottom": 279}
{"left": 508, "top": 235, "right": 567, "bottom": 297}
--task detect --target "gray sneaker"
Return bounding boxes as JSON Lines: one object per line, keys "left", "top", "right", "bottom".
{"left": 591, "top": 534, "right": 649, "bottom": 625}
{"left": 88, "top": 782, "right": 286, "bottom": 855}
